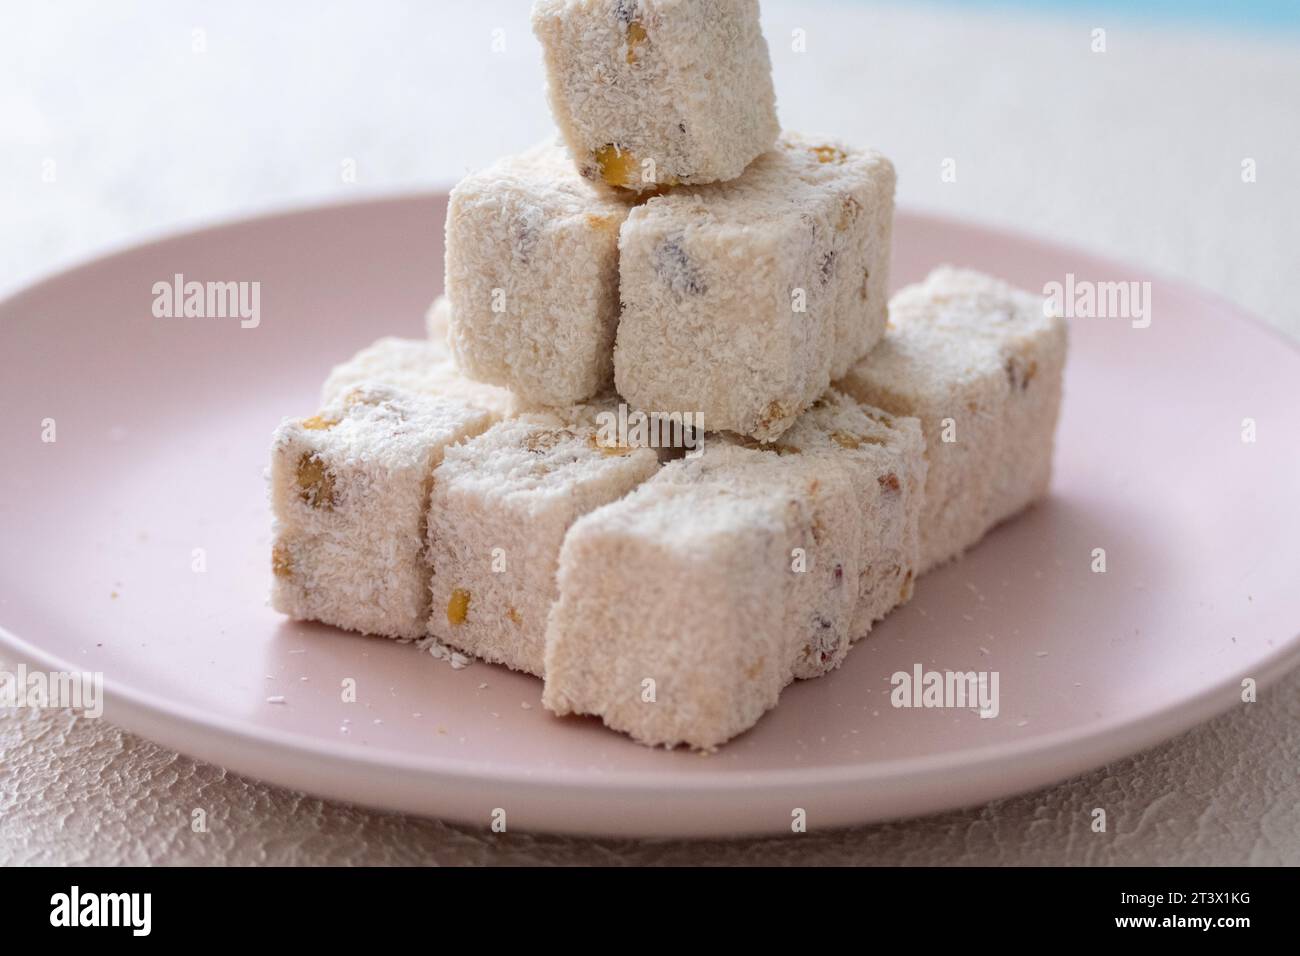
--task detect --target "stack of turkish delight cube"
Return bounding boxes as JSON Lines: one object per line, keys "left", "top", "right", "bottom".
{"left": 269, "top": 0, "right": 1067, "bottom": 750}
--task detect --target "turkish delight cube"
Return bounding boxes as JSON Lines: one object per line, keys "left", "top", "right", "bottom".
{"left": 444, "top": 141, "right": 633, "bottom": 405}
{"left": 836, "top": 267, "right": 1068, "bottom": 571}
{"left": 426, "top": 401, "right": 661, "bottom": 675}
{"left": 615, "top": 133, "right": 895, "bottom": 440}
{"left": 270, "top": 384, "right": 496, "bottom": 639}
{"left": 542, "top": 403, "right": 921, "bottom": 749}
{"left": 532, "top": 0, "right": 779, "bottom": 191}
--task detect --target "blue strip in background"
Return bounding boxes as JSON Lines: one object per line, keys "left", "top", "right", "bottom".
{"left": 924, "top": 0, "right": 1300, "bottom": 31}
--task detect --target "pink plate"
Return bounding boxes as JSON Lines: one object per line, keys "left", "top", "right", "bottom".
{"left": 1, "top": 195, "right": 1298, "bottom": 838}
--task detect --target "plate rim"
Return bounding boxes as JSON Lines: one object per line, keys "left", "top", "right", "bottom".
{"left": 3, "top": 619, "right": 1298, "bottom": 791}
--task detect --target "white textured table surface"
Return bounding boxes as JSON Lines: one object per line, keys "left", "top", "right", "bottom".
{"left": 3, "top": 0, "right": 1298, "bottom": 865}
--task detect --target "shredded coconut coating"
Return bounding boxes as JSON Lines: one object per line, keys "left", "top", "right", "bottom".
{"left": 321, "top": 333, "right": 517, "bottom": 420}
{"left": 837, "top": 267, "right": 1068, "bottom": 571}
{"left": 761, "top": 389, "right": 926, "bottom": 646}
{"left": 269, "top": 383, "right": 496, "bottom": 639}
{"left": 427, "top": 398, "right": 661, "bottom": 676}
{"left": 542, "top": 392, "right": 923, "bottom": 749}
{"left": 445, "top": 140, "right": 634, "bottom": 406}
{"left": 615, "top": 132, "right": 896, "bottom": 441}
{"left": 532, "top": 0, "right": 779, "bottom": 190}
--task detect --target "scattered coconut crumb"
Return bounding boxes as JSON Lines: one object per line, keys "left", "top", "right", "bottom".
{"left": 521, "top": 701, "right": 532, "bottom": 710}
{"left": 266, "top": 696, "right": 286, "bottom": 705}
{"left": 415, "top": 635, "right": 473, "bottom": 670}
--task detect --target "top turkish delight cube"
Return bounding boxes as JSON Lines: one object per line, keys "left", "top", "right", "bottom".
{"left": 532, "top": 0, "right": 780, "bottom": 191}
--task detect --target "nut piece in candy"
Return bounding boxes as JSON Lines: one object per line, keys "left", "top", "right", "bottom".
{"left": 523, "top": 428, "right": 570, "bottom": 453}
{"left": 296, "top": 452, "right": 337, "bottom": 509}
{"left": 447, "top": 588, "right": 471, "bottom": 626}
{"left": 837, "top": 194, "right": 862, "bottom": 231}
{"left": 594, "top": 143, "right": 640, "bottom": 189}
{"left": 271, "top": 543, "right": 293, "bottom": 578}
{"left": 755, "top": 400, "right": 789, "bottom": 433}
{"left": 625, "top": 21, "right": 648, "bottom": 63}
{"left": 588, "top": 433, "right": 634, "bottom": 457}
{"left": 1004, "top": 354, "right": 1039, "bottom": 391}
{"left": 810, "top": 144, "right": 846, "bottom": 164}
{"left": 830, "top": 430, "right": 885, "bottom": 450}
